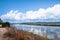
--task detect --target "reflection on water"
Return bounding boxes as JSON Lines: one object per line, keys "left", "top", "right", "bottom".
{"left": 12, "top": 24, "right": 60, "bottom": 40}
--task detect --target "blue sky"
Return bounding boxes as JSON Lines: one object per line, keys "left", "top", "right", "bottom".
{"left": 0, "top": 0, "right": 60, "bottom": 22}
{"left": 0, "top": 0, "right": 60, "bottom": 15}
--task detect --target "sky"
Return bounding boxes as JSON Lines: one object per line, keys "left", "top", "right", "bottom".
{"left": 0, "top": 0, "right": 60, "bottom": 22}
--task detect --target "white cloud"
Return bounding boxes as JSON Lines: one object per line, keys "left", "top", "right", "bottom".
{"left": 1, "top": 4, "right": 60, "bottom": 21}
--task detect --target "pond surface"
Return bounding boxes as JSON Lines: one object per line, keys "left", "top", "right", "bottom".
{"left": 12, "top": 24, "right": 60, "bottom": 40}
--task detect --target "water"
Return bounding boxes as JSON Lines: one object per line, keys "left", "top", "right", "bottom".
{"left": 12, "top": 24, "right": 60, "bottom": 40}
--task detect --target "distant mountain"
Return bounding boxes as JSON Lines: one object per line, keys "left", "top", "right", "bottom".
{"left": 21, "top": 19, "right": 60, "bottom": 22}
{"left": 20, "top": 22, "right": 60, "bottom": 26}
{"left": 3, "top": 19, "right": 60, "bottom": 23}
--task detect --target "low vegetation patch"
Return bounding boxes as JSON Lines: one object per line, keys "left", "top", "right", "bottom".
{"left": 3, "top": 27, "right": 47, "bottom": 40}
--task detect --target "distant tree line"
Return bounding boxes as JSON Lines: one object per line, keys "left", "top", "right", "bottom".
{"left": 0, "top": 18, "right": 10, "bottom": 27}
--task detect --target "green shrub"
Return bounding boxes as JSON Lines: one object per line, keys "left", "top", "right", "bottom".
{"left": 2, "top": 22, "right": 10, "bottom": 27}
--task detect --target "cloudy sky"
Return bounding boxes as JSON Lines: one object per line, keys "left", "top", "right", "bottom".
{"left": 0, "top": 0, "right": 60, "bottom": 22}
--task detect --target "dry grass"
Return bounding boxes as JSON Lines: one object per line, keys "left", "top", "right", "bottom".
{"left": 3, "top": 27, "right": 47, "bottom": 40}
